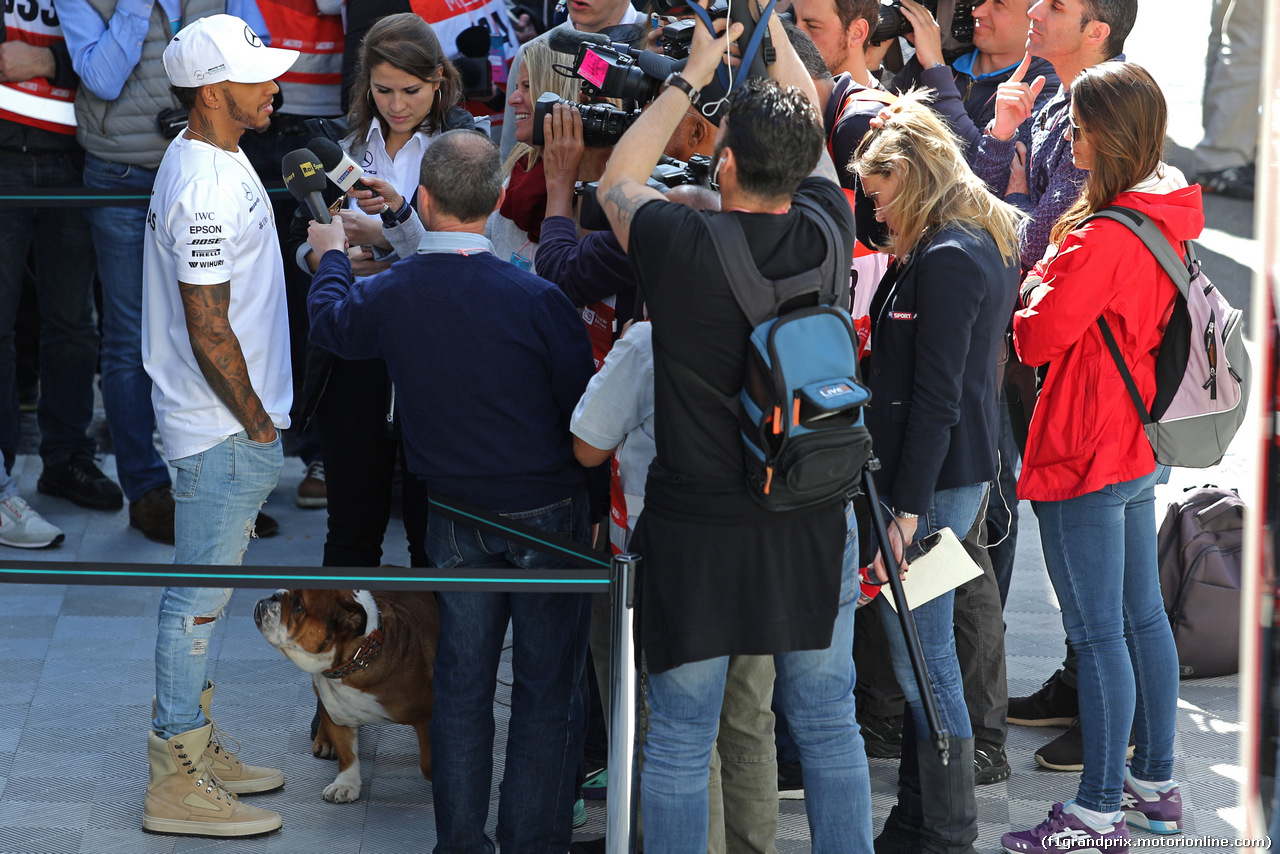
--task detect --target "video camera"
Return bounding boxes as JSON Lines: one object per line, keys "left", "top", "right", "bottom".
{"left": 870, "top": 0, "right": 977, "bottom": 46}
{"left": 660, "top": 0, "right": 729, "bottom": 60}
{"left": 548, "top": 0, "right": 779, "bottom": 125}
{"left": 531, "top": 92, "right": 642, "bottom": 147}
{"left": 548, "top": 29, "right": 682, "bottom": 105}
{"left": 574, "top": 153, "right": 714, "bottom": 230}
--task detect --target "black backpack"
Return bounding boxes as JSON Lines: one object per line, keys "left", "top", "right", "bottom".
{"left": 702, "top": 198, "right": 873, "bottom": 511}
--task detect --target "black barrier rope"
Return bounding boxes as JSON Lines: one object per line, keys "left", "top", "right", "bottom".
{"left": 9, "top": 184, "right": 291, "bottom": 208}
{"left": 0, "top": 490, "right": 609, "bottom": 588}
{"left": 0, "top": 561, "right": 607, "bottom": 590}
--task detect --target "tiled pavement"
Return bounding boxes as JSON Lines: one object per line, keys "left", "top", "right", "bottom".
{"left": 0, "top": 446, "right": 1252, "bottom": 853}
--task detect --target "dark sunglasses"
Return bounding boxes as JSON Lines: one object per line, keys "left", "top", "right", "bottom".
{"left": 1068, "top": 117, "right": 1085, "bottom": 142}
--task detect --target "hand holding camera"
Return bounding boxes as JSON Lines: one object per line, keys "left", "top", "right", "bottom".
{"left": 683, "top": 11, "right": 744, "bottom": 90}
{"left": 897, "top": 0, "right": 944, "bottom": 69}
{"left": 543, "top": 102, "right": 586, "bottom": 218}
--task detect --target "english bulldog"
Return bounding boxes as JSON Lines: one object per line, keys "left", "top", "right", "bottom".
{"left": 254, "top": 589, "right": 439, "bottom": 803}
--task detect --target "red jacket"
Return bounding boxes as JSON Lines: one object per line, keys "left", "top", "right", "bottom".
{"left": 1012, "top": 183, "right": 1204, "bottom": 501}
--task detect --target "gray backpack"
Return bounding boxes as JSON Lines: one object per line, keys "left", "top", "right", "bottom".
{"left": 1157, "top": 486, "right": 1244, "bottom": 678}
{"left": 1089, "top": 206, "right": 1250, "bottom": 468}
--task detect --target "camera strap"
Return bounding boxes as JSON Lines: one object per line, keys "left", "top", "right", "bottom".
{"left": 687, "top": 0, "right": 779, "bottom": 94}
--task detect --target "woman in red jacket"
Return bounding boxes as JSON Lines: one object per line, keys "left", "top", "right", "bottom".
{"left": 1002, "top": 62, "right": 1191, "bottom": 854}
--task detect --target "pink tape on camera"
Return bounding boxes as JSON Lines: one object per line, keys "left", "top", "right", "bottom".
{"left": 579, "top": 50, "right": 609, "bottom": 88}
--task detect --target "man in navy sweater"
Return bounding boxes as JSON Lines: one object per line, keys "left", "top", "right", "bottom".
{"left": 307, "top": 129, "right": 595, "bottom": 853}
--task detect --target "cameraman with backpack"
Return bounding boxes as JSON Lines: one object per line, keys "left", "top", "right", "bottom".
{"left": 596, "top": 6, "right": 874, "bottom": 852}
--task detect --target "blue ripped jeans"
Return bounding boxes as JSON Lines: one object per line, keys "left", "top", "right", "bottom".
{"left": 153, "top": 432, "right": 283, "bottom": 739}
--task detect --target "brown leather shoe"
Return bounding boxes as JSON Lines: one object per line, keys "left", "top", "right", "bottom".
{"left": 130, "top": 485, "right": 175, "bottom": 545}
{"left": 295, "top": 461, "right": 326, "bottom": 508}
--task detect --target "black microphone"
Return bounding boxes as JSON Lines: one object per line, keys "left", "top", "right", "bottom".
{"left": 546, "top": 28, "right": 611, "bottom": 56}
{"left": 597, "top": 22, "right": 648, "bottom": 48}
{"left": 282, "top": 148, "right": 331, "bottom": 224}
{"left": 308, "top": 137, "right": 373, "bottom": 194}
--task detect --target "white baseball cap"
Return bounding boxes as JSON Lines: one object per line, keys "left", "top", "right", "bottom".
{"left": 163, "top": 14, "right": 299, "bottom": 88}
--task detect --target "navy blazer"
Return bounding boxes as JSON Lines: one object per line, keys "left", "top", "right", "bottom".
{"left": 863, "top": 223, "right": 1019, "bottom": 514}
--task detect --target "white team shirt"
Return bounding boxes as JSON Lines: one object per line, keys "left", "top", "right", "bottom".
{"left": 142, "top": 134, "right": 293, "bottom": 461}
{"left": 350, "top": 118, "right": 438, "bottom": 215}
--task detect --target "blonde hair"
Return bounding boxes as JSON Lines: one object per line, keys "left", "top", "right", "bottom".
{"left": 853, "top": 90, "right": 1024, "bottom": 263}
{"left": 504, "top": 37, "right": 583, "bottom": 175}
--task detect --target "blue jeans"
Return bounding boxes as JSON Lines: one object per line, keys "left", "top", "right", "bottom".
{"left": 642, "top": 515, "right": 872, "bottom": 854}
{"left": 774, "top": 500, "right": 860, "bottom": 766}
{"left": 83, "top": 153, "right": 171, "bottom": 502}
{"left": 153, "top": 432, "right": 283, "bottom": 739}
{"left": 879, "top": 482, "right": 988, "bottom": 740}
{"left": 1036, "top": 467, "right": 1178, "bottom": 813}
{"left": 425, "top": 491, "right": 592, "bottom": 854}
{"left": 0, "top": 151, "right": 99, "bottom": 466}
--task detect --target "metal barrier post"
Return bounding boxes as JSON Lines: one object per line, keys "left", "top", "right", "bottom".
{"left": 606, "top": 552, "right": 640, "bottom": 854}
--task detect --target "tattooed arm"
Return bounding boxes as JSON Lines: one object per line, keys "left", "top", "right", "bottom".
{"left": 179, "top": 281, "right": 277, "bottom": 443}
{"left": 598, "top": 7, "right": 744, "bottom": 253}
{"left": 596, "top": 80, "right": 681, "bottom": 253}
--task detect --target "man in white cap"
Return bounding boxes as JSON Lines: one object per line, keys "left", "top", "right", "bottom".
{"left": 138, "top": 14, "right": 296, "bottom": 837}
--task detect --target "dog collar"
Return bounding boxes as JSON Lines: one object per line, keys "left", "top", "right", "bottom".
{"left": 321, "top": 629, "right": 385, "bottom": 679}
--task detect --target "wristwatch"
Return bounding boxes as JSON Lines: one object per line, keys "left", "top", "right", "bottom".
{"left": 662, "top": 72, "right": 701, "bottom": 108}
{"left": 380, "top": 199, "right": 412, "bottom": 228}
{"left": 893, "top": 509, "right": 919, "bottom": 519}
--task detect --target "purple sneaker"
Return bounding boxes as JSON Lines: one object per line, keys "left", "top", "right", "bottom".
{"left": 1002, "top": 802, "right": 1129, "bottom": 853}
{"left": 1122, "top": 771, "right": 1182, "bottom": 834}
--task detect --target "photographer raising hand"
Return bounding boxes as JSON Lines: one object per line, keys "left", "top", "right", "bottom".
{"left": 597, "top": 7, "right": 875, "bottom": 853}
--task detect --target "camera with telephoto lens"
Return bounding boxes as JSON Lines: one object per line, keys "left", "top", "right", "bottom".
{"left": 870, "top": 0, "right": 977, "bottom": 45}
{"left": 660, "top": 0, "right": 728, "bottom": 59}
{"left": 531, "top": 92, "right": 641, "bottom": 148}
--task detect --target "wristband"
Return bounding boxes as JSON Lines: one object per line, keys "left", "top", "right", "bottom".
{"left": 662, "top": 72, "right": 700, "bottom": 108}
{"left": 380, "top": 199, "right": 412, "bottom": 228}
{"left": 893, "top": 509, "right": 919, "bottom": 519}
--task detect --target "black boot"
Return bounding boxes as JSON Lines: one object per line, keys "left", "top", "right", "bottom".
{"left": 874, "top": 714, "right": 921, "bottom": 854}
{"left": 917, "top": 736, "right": 978, "bottom": 854}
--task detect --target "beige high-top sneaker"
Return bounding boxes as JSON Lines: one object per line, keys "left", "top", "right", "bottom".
{"left": 143, "top": 722, "right": 282, "bottom": 837}
{"left": 198, "top": 683, "right": 285, "bottom": 794}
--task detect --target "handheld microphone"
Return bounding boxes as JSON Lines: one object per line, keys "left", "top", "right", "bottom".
{"left": 546, "top": 28, "right": 611, "bottom": 55}
{"left": 308, "top": 137, "right": 373, "bottom": 194}
{"left": 281, "top": 148, "right": 331, "bottom": 224}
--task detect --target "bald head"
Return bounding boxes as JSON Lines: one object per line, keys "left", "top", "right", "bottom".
{"left": 663, "top": 107, "right": 716, "bottom": 162}
{"left": 665, "top": 184, "right": 721, "bottom": 212}
{"left": 419, "top": 130, "right": 503, "bottom": 224}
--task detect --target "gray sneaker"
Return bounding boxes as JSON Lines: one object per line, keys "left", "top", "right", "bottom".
{"left": 0, "top": 496, "right": 64, "bottom": 548}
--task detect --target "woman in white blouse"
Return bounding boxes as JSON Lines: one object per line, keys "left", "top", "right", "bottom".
{"left": 300, "top": 13, "right": 475, "bottom": 571}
